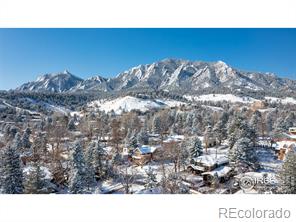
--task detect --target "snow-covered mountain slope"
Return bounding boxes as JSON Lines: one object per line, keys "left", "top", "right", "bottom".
{"left": 185, "top": 94, "right": 259, "bottom": 104}
{"left": 88, "top": 96, "right": 184, "bottom": 114}
{"left": 16, "top": 70, "right": 83, "bottom": 92}
{"left": 14, "top": 58, "right": 296, "bottom": 95}
{"left": 22, "top": 97, "right": 71, "bottom": 115}
{"left": 108, "top": 59, "right": 296, "bottom": 93}
{"left": 69, "top": 75, "right": 112, "bottom": 92}
{"left": 0, "top": 98, "right": 40, "bottom": 114}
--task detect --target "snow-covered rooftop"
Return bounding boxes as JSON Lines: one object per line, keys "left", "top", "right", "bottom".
{"left": 192, "top": 154, "right": 229, "bottom": 167}
{"left": 163, "top": 135, "right": 185, "bottom": 143}
{"left": 202, "top": 165, "right": 232, "bottom": 178}
{"left": 137, "top": 145, "right": 158, "bottom": 154}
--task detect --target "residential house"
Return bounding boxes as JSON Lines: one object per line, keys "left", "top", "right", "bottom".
{"left": 273, "top": 128, "right": 296, "bottom": 160}
{"left": 131, "top": 145, "right": 158, "bottom": 165}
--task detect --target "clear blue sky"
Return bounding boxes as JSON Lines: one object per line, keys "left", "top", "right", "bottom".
{"left": 0, "top": 28, "right": 295, "bottom": 90}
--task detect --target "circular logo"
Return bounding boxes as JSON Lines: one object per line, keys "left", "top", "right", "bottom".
{"left": 239, "top": 176, "right": 255, "bottom": 190}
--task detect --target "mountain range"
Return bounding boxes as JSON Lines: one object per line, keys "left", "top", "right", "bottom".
{"left": 15, "top": 59, "right": 296, "bottom": 95}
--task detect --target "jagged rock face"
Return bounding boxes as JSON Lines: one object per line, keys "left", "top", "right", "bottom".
{"left": 16, "top": 70, "right": 83, "bottom": 93}
{"left": 15, "top": 59, "right": 296, "bottom": 94}
{"left": 109, "top": 59, "right": 296, "bottom": 92}
{"left": 69, "top": 76, "right": 112, "bottom": 92}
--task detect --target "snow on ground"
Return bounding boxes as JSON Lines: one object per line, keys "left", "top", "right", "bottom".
{"left": 163, "top": 135, "right": 185, "bottom": 143}
{"left": 202, "top": 105, "right": 224, "bottom": 112}
{"left": 185, "top": 94, "right": 259, "bottom": 104}
{"left": 43, "top": 103, "right": 70, "bottom": 115}
{"left": 88, "top": 96, "right": 184, "bottom": 114}
{"left": 0, "top": 99, "right": 39, "bottom": 115}
{"left": 257, "top": 108, "right": 276, "bottom": 113}
{"left": 265, "top": 96, "right": 296, "bottom": 105}
{"left": 202, "top": 165, "right": 232, "bottom": 178}
{"left": 155, "top": 99, "right": 185, "bottom": 107}
{"left": 206, "top": 145, "right": 229, "bottom": 155}
{"left": 24, "top": 97, "right": 71, "bottom": 115}
{"left": 192, "top": 154, "right": 229, "bottom": 167}
{"left": 257, "top": 147, "right": 281, "bottom": 173}
{"left": 70, "top": 111, "right": 84, "bottom": 118}
{"left": 99, "top": 181, "right": 124, "bottom": 194}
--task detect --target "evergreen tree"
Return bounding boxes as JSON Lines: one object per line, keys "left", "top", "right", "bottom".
{"left": 85, "top": 141, "right": 97, "bottom": 190}
{"left": 69, "top": 140, "right": 88, "bottom": 194}
{"left": 12, "top": 132, "right": 23, "bottom": 150}
{"left": 152, "top": 116, "right": 162, "bottom": 134}
{"left": 24, "top": 161, "right": 49, "bottom": 194}
{"left": 137, "top": 127, "right": 149, "bottom": 145}
{"left": 67, "top": 118, "right": 76, "bottom": 131}
{"left": 249, "top": 111, "right": 262, "bottom": 132}
{"left": 190, "top": 137, "right": 203, "bottom": 159}
{"left": 213, "top": 120, "right": 227, "bottom": 145}
{"left": 278, "top": 151, "right": 296, "bottom": 194}
{"left": 86, "top": 140, "right": 106, "bottom": 181}
{"left": 1, "top": 142, "right": 23, "bottom": 194}
{"left": 144, "top": 167, "right": 158, "bottom": 190}
{"left": 129, "top": 131, "right": 138, "bottom": 149}
{"left": 227, "top": 114, "right": 257, "bottom": 147}
{"left": 228, "top": 137, "right": 259, "bottom": 173}
{"left": 22, "top": 127, "right": 32, "bottom": 150}
{"left": 266, "top": 112, "right": 274, "bottom": 135}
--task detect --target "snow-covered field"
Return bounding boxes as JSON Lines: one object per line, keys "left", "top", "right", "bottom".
{"left": 88, "top": 96, "right": 184, "bottom": 114}
{"left": 185, "top": 94, "right": 296, "bottom": 105}
{"left": 185, "top": 94, "right": 259, "bottom": 104}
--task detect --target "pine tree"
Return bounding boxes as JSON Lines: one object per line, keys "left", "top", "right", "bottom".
{"left": 250, "top": 111, "right": 262, "bottom": 132}
{"left": 190, "top": 137, "right": 203, "bottom": 159}
{"left": 266, "top": 112, "right": 274, "bottom": 135}
{"left": 278, "top": 151, "right": 296, "bottom": 194}
{"left": 1, "top": 141, "right": 23, "bottom": 194}
{"left": 22, "top": 127, "right": 31, "bottom": 150}
{"left": 228, "top": 137, "right": 259, "bottom": 173}
{"left": 153, "top": 116, "right": 162, "bottom": 134}
{"left": 129, "top": 131, "right": 138, "bottom": 149}
{"left": 86, "top": 140, "right": 106, "bottom": 181}
{"left": 144, "top": 167, "right": 158, "bottom": 190}
{"left": 227, "top": 114, "right": 257, "bottom": 147}
{"left": 69, "top": 140, "right": 88, "bottom": 194}
{"left": 12, "top": 132, "right": 23, "bottom": 150}
{"left": 213, "top": 120, "right": 227, "bottom": 145}
{"left": 137, "top": 127, "right": 149, "bottom": 145}
{"left": 85, "top": 141, "right": 97, "bottom": 190}
{"left": 68, "top": 118, "right": 76, "bottom": 131}
{"left": 24, "top": 161, "right": 49, "bottom": 194}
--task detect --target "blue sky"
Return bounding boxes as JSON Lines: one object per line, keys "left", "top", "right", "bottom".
{"left": 0, "top": 28, "right": 295, "bottom": 90}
